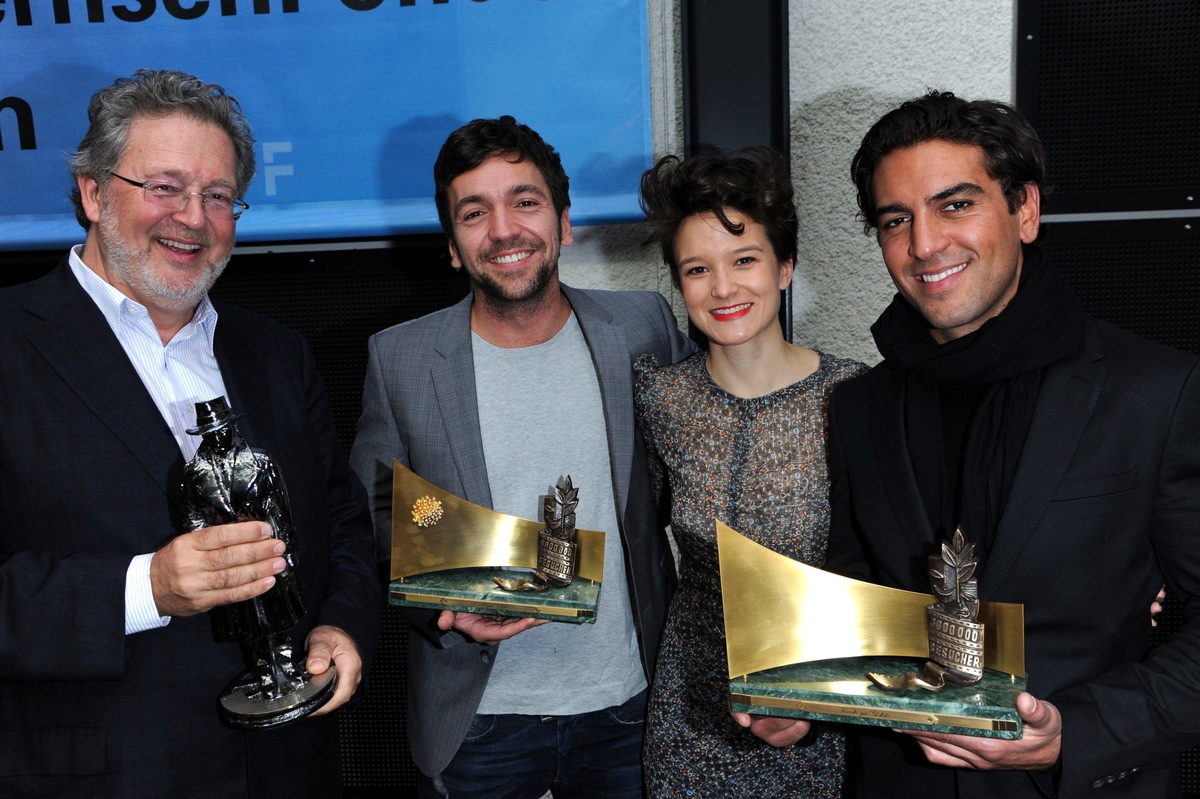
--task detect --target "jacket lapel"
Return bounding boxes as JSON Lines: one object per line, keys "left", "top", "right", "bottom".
{"left": 868, "top": 368, "right": 939, "bottom": 567}
{"left": 431, "top": 295, "right": 493, "bottom": 507}
{"left": 982, "top": 328, "right": 1106, "bottom": 597}
{"left": 211, "top": 312, "right": 277, "bottom": 451}
{"left": 24, "top": 262, "right": 183, "bottom": 496}
{"left": 565, "top": 286, "right": 632, "bottom": 517}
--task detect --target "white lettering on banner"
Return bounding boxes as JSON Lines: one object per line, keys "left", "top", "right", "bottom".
{"left": 263, "top": 142, "right": 294, "bottom": 197}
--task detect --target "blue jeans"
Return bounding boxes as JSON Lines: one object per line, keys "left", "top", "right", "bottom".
{"left": 418, "top": 688, "right": 647, "bottom": 799}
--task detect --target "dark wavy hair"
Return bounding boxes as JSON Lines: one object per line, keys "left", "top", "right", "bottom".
{"left": 433, "top": 115, "right": 570, "bottom": 236}
{"left": 68, "top": 69, "right": 256, "bottom": 230}
{"left": 639, "top": 146, "right": 797, "bottom": 287}
{"left": 851, "top": 91, "right": 1047, "bottom": 235}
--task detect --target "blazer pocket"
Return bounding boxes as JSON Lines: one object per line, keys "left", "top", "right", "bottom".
{"left": 1051, "top": 467, "right": 1138, "bottom": 501}
{"left": 0, "top": 727, "right": 106, "bottom": 776}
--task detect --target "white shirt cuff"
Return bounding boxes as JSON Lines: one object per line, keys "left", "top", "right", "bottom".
{"left": 125, "top": 553, "right": 171, "bottom": 635}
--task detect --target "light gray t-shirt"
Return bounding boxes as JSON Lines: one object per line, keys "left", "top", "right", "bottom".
{"left": 473, "top": 313, "right": 646, "bottom": 714}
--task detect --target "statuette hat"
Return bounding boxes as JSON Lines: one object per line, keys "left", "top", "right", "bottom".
{"left": 186, "top": 396, "right": 245, "bottom": 435}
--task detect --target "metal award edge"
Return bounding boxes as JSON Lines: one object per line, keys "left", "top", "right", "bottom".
{"left": 717, "top": 521, "right": 1027, "bottom": 738}
{"left": 387, "top": 460, "right": 605, "bottom": 623}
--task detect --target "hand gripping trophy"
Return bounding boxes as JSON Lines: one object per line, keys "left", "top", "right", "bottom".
{"left": 181, "top": 397, "right": 336, "bottom": 728}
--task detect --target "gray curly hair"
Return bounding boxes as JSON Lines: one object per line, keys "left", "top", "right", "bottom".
{"left": 68, "top": 69, "right": 256, "bottom": 229}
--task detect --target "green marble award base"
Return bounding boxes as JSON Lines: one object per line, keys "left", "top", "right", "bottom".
{"left": 729, "top": 657, "right": 1026, "bottom": 739}
{"left": 389, "top": 568, "right": 600, "bottom": 624}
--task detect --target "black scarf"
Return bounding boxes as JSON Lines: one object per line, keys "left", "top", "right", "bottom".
{"left": 870, "top": 246, "right": 1087, "bottom": 558}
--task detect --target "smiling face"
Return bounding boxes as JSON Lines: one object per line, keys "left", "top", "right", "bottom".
{"left": 79, "top": 113, "right": 239, "bottom": 334}
{"left": 675, "top": 210, "right": 792, "bottom": 349}
{"left": 445, "top": 154, "right": 572, "bottom": 310}
{"left": 872, "top": 139, "right": 1040, "bottom": 344}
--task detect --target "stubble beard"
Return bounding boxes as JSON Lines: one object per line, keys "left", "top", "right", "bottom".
{"left": 97, "top": 202, "right": 229, "bottom": 313}
{"left": 467, "top": 238, "right": 559, "bottom": 319}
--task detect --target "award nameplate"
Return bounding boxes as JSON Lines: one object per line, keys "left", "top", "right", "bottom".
{"left": 388, "top": 461, "right": 605, "bottom": 623}
{"left": 718, "top": 521, "right": 1026, "bottom": 738}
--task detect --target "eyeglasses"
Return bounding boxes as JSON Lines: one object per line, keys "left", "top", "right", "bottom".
{"left": 107, "top": 171, "right": 250, "bottom": 221}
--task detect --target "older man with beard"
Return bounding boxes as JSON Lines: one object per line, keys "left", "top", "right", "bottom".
{"left": 0, "top": 69, "right": 379, "bottom": 798}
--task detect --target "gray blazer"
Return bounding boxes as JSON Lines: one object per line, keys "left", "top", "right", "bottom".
{"left": 350, "top": 285, "right": 695, "bottom": 777}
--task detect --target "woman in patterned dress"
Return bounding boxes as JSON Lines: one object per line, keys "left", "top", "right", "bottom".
{"left": 635, "top": 148, "right": 866, "bottom": 798}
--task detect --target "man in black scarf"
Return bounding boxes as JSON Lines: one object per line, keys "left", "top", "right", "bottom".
{"left": 746, "top": 92, "right": 1200, "bottom": 798}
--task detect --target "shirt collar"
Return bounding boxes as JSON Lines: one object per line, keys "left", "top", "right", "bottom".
{"left": 68, "top": 244, "right": 219, "bottom": 348}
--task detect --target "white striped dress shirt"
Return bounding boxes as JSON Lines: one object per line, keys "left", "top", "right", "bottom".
{"left": 68, "top": 246, "right": 230, "bottom": 635}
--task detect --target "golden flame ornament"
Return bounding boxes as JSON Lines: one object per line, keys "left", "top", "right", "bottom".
{"left": 411, "top": 496, "right": 444, "bottom": 528}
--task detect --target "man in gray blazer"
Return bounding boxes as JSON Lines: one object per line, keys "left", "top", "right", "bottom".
{"left": 351, "top": 116, "right": 694, "bottom": 798}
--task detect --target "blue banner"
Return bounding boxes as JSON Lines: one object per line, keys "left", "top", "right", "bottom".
{"left": 0, "top": 0, "right": 652, "bottom": 250}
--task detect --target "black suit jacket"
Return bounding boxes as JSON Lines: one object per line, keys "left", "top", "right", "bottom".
{"left": 826, "top": 315, "right": 1200, "bottom": 798}
{"left": 0, "top": 260, "right": 380, "bottom": 798}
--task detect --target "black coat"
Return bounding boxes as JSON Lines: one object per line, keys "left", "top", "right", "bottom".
{"left": 826, "top": 314, "right": 1200, "bottom": 798}
{"left": 0, "top": 259, "right": 380, "bottom": 798}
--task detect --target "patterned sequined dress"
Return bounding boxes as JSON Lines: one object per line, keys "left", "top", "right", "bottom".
{"left": 635, "top": 351, "right": 867, "bottom": 798}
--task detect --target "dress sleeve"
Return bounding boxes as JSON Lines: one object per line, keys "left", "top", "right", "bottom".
{"left": 633, "top": 355, "right": 667, "bottom": 508}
